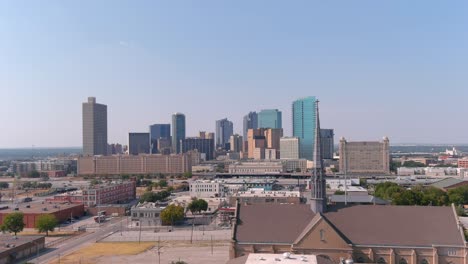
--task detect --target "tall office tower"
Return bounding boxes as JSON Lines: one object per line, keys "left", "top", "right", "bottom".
{"left": 149, "top": 124, "right": 171, "bottom": 154}
{"left": 128, "top": 133, "right": 150, "bottom": 155}
{"left": 82, "top": 97, "right": 108, "bottom": 156}
{"left": 280, "top": 137, "right": 300, "bottom": 159}
{"left": 264, "top": 128, "right": 283, "bottom": 150}
{"left": 247, "top": 128, "right": 266, "bottom": 158}
{"left": 243, "top": 112, "right": 258, "bottom": 140}
{"left": 258, "top": 109, "right": 282, "bottom": 129}
{"left": 229, "top": 134, "right": 243, "bottom": 153}
{"left": 310, "top": 100, "right": 326, "bottom": 214}
{"left": 339, "top": 137, "right": 391, "bottom": 175}
{"left": 180, "top": 138, "right": 215, "bottom": 160}
{"left": 320, "top": 129, "right": 335, "bottom": 160}
{"left": 215, "top": 118, "right": 234, "bottom": 150}
{"left": 292, "top": 96, "right": 317, "bottom": 161}
{"left": 172, "top": 113, "right": 186, "bottom": 154}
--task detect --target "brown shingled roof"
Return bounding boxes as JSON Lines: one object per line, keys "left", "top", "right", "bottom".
{"left": 235, "top": 203, "right": 315, "bottom": 244}
{"left": 324, "top": 205, "right": 465, "bottom": 247}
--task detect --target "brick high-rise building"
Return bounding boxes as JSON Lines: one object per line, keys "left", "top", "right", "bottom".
{"left": 82, "top": 97, "right": 107, "bottom": 156}
{"left": 339, "top": 137, "right": 390, "bottom": 175}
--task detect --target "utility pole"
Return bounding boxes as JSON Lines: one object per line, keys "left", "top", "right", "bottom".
{"left": 190, "top": 218, "right": 194, "bottom": 244}
{"left": 211, "top": 235, "right": 213, "bottom": 255}
{"left": 138, "top": 222, "right": 142, "bottom": 244}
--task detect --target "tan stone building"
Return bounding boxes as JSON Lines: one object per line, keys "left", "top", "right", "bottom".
{"left": 231, "top": 203, "right": 468, "bottom": 264}
{"left": 77, "top": 154, "right": 191, "bottom": 175}
{"left": 339, "top": 137, "right": 390, "bottom": 175}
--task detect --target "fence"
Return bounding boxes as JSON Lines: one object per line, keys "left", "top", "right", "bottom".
{"left": 102, "top": 234, "right": 231, "bottom": 243}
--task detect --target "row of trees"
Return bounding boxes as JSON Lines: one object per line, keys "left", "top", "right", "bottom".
{"left": 1, "top": 212, "right": 58, "bottom": 236}
{"left": 139, "top": 190, "right": 171, "bottom": 203}
{"left": 156, "top": 198, "right": 209, "bottom": 225}
{"left": 22, "top": 181, "right": 52, "bottom": 189}
{"left": 374, "top": 182, "right": 468, "bottom": 206}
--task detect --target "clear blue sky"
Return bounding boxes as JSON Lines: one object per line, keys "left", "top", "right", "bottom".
{"left": 1, "top": 1, "right": 467, "bottom": 148}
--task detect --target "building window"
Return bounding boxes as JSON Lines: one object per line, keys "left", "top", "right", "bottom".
{"left": 420, "top": 260, "right": 429, "bottom": 264}
{"left": 356, "top": 257, "right": 365, "bottom": 263}
{"left": 399, "top": 258, "right": 408, "bottom": 264}
{"left": 447, "top": 249, "right": 457, "bottom": 256}
{"left": 319, "top": 229, "right": 325, "bottom": 241}
{"left": 377, "top": 258, "right": 386, "bottom": 264}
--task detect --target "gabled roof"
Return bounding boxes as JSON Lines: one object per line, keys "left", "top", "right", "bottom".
{"left": 235, "top": 203, "right": 315, "bottom": 244}
{"left": 234, "top": 203, "right": 466, "bottom": 247}
{"left": 324, "top": 205, "right": 465, "bottom": 247}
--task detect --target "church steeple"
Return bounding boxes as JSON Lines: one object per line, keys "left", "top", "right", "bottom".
{"left": 310, "top": 99, "right": 326, "bottom": 214}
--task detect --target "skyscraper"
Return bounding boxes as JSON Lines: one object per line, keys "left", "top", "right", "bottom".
{"left": 82, "top": 97, "right": 108, "bottom": 156}
{"left": 258, "top": 109, "right": 282, "bottom": 129}
{"left": 292, "top": 97, "right": 317, "bottom": 161}
{"left": 149, "top": 124, "right": 171, "bottom": 154}
{"left": 243, "top": 112, "right": 258, "bottom": 140}
{"left": 180, "top": 138, "right": 215, "bottom": 160}
{"left": 280, "top": 137, "right": 300, "bottom": 159}
{"left": 172, "top": 113, "right": 186, "bottom": 154}
{"left": 215, "top": 118, "right": 233, "bottom": 150}
{"left": 320, "top": 129, "right": 335, "bottom": 160}
{"left": 129, "top": 133, "right": 150, "bottom": 155}
{"left": 229, "top": 134, "right": 243, "bottom": 153}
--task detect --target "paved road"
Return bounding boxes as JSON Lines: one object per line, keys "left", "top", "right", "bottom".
{"left": 22, "top": 217, "right": 127, "bottom": 264}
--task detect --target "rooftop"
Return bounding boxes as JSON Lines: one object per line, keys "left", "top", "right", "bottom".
{"left": 0, "top": 202, "right": 82, "bottom": 214}
{"left": 232, "top": 189, "right": 300, "bottom": 198}
{"left": 0, "top": 235, "right": 44, "bottom": 253}
{"left": 329, "top": 194, "right": 389, "bottom": 205}
{"left": 226, "top": 253, "right": 334, "bottom": 264}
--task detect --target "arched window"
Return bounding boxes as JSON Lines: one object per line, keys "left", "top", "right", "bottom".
{"left": 399, "top": 258, "right": 408, "bottom": 264}
{"left": 356, "top": 256, "right": 366, "bottom": 263}
{"left": 377, "top": 257, "right": 386, "bottom": 264}
{"left": 320, "top": 229, "right": 325, "bottom": 241}
{"left": 420, "top": 260, "right": 429, "bottom": 264}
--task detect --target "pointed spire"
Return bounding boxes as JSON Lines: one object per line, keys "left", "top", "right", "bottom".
{"left": 310, "top": 99, "right": 326, "bottom": 214}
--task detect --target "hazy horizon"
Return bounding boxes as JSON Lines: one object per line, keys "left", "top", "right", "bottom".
{"left": 1, "top": 1, "right": 467, "bottom": 148}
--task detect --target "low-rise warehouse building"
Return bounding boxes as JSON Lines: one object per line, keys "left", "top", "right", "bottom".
{"left": 0, "top": 235, "right": 45, "bottom": 264}
{"left": 0, "top": 203, "right": 84, "bottom": 228}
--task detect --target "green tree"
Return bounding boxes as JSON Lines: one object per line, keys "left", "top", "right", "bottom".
{"left": 159, "top": 180, "right": 168, "bottom": 188}
{"left": 402, "top": 161, "right": 426, "bottom": 167}
{"left": 183, "top": 172, "right": 193, "bottom": 178}
{"left": 27, "top": 170, "right": 40, "bottom": 178}
{"left": 2, "top": 212, "right": 25, "bottom": 235}
{"left": 171, "top": 261, "right": 188, "bottom": 264}
{"left": 139, "top": 191, "right": 171, "bottom": 203}
{"left": 0, "top": 182, "right": 9, "bottom": 189}
{"left": 448, "top": 186, "right": 468, "bottom": 205}
{"left": 187, "top": 199, "right": 209, "bottom": 214}
{"left": 160, "top": 204, "right": 184, "bottom": 226}
{"left": 36, "top": 214, "right": 58, "bottom": 236}
{"left": 334, "top": 190, "right": 345, "bottom": 195}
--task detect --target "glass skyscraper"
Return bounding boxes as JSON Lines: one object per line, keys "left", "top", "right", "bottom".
{"left": 292, "top": 97, "right": 317, "bottom": 161}
{"left": 243, "top": 112, "right": 258, "bottom": 140}
{"left": 215, "top": 118, "right": 234, "bottom": 150}
{"left": 258, "top": 109, "right": 282, "bottom": 129}
{"left": 149, "top": 124, "right": 171, "bottom": 154}
{"left": 172, "top": 113, "right": 186, "bottom": 154}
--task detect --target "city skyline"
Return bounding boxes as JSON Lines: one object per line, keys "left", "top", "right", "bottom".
{"left": 1, "top": 1, "right": 468, "bottom": 148}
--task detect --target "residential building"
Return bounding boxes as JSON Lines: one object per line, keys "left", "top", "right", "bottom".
{"left": 292, "top": 96, "right": 317, "bottom": 161}
{"left": 258, "top": 109, "right": 282, "bottom": 129}
{"left": 243, "top": 112, "right": 258, "bottom": 141}
{"left": 320, "top": 129, "right": 334, "bottom": 160}
{"left": 190, "top": 180, "right": 227, "bottom": 198}
{"left": 149, "top": 124, "right": 170, "bottom": 154}
{"left": 228, "top": 161, "right": 284, "bottom": 174}
{"left": 77, "top": 154, "right": 192, "bottom": 175}
{"left": 280, "top": 137, "right": 300, "bottom": 159}
{"left": 172, "top": 113, "right": 186, "bottom": 154}
{"left": 82, "top": 97, "right": 108, "bottom": 156}
{"left": 459, "top": 158, "right": 468, "bottom": 169}
{"left": 339, "top": 137, "right": 391, "bottom": 175}
{"left": 180, "top": 138, "right": 215, "bottom": 160}
{"left": 128, "top": 133, "right": 150, "bottom": 155}
{"left": 82, "top": 181, "right": 136, "bottom": 207}
{"left": 230, "top": 134, "right": 243, "bottom": 153}
{"left": 216, "top": 118, "right": 234, "bottom": 150}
